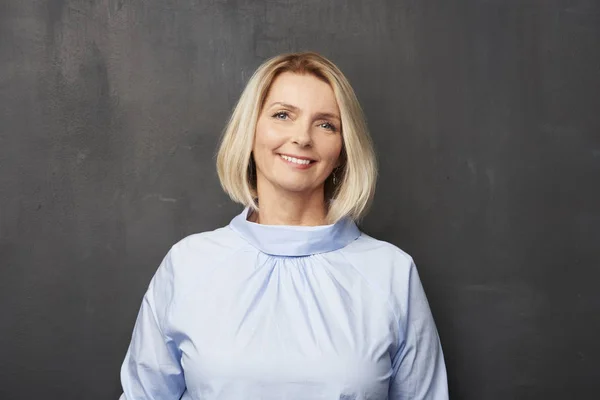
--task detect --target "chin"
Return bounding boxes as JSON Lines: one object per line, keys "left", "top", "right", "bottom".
{"left": 277, "top": 184, "right": 314, "bottom": 194}
{"left": 275, "top": 180, "right": 321, "bottom": 194}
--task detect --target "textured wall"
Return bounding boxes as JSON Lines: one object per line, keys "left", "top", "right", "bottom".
{"left": 1, "top": 0, "right": 599, "bottom": 399}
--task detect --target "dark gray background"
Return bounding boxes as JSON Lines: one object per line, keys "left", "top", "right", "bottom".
{"left": 1, "top": 0, "right": 599, "bottom": 399}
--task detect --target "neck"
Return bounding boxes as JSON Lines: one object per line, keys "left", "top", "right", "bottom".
{"left": 252, "top": 183, "right": 328, "bottom": 226}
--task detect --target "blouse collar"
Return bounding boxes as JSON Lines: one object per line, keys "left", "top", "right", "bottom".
{"left": 229, "top": 207, "right": 361, "bottom": 257}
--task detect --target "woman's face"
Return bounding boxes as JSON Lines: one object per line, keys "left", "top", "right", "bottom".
{"left": 253, "top": 72, "right": 343, "bottom": 200}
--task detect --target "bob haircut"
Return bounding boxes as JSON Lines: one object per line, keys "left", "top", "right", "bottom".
{"left": 216, "top": 52, "right": 377, "bottom": 223}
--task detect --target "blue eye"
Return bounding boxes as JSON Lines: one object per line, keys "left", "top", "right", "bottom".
{"left": 272, "top": 111, "right": 289, "bottom": 120}
{"left": 320, "top": 122, "right": 337, "bottom": 132}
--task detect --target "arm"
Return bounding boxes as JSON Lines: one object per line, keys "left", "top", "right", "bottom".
{"left": 389, "top": 261, "right": 448, "bottom": 399}
{"left": 119, "top": 250, "right": 186, "bottom": 399}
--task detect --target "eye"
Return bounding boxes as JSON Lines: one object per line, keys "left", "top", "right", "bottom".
{"left": 319, "top": 122, "right": 337, "bottom": 132}
{"left": 272, "top": 111, "right": 289, "bottom": 120}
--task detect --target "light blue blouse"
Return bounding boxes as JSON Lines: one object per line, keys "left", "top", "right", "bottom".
{"left": 120, "top": 208, "right": 448, "bottom": 399}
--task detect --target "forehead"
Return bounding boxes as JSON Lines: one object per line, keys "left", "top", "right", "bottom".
{"left": 264, "top": 72, "right": 339, "bottom": 112}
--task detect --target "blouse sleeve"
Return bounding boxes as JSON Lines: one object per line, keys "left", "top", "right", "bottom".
{"left": 389, "top": 261, "right": 449, "bottom": 399}
{"left": 119, "top": 250, "right": 186, "bottom": 399}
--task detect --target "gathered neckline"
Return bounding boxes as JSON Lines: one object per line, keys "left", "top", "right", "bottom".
{"left": 228, "top": 207, "right": 361, "bottom": 257}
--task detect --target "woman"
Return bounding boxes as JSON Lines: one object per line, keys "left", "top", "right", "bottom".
{"left": 119, "top": 52, "right": 448, "bottom": 399}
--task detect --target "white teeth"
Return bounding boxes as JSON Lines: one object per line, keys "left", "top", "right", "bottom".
{"left": 280, "top": 154, "right": 312, "bottom": 165}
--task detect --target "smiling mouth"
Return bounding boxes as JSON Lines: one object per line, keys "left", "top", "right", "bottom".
{"left": 279, "top": 154, "right": 316, "bottom": 165}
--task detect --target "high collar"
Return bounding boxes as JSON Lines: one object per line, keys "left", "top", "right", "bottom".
{"left": 229, "top": 207, "right": 361, "bottom": 257}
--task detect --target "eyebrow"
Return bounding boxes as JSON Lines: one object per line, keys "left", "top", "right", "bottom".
{"left": 268, "top": 102, "right": 341, "bottom": 121}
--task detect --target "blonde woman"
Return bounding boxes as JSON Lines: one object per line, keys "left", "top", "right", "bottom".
{"left": 119, "top": 52, "right": 448, "bottom": 399}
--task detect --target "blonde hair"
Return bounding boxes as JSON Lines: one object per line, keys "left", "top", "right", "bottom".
{"left": 216, "top": 52, "right": 377, "bottom": 223}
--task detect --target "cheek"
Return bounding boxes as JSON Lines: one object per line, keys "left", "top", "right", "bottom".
{"left": 322, "top": 136, "right": 343, "bottom": 162}
{"left": 254, "top": 120, "right": 284, "bottom": 152}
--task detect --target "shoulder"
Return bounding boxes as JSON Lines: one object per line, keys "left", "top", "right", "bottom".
{"left": 155, "top": 224, "right": 248, "bottom": 283}
{"left": 337, "top": 233, "right": 418, "bottom": 308}
{"left": 342, "top": 232, "right": 415, "bottom": 274}
{"left": 170, "top": 225, "right": 246, "bottom": 261}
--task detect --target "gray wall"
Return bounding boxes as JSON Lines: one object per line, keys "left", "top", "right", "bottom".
{"left": 1, "top": 1, "right": 599, "bottom": 399}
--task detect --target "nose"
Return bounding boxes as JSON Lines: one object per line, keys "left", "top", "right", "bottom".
{"left": 292, "top": 123, "right": 312, "bottom": 147}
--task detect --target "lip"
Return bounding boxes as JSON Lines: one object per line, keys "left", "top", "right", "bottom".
{"left": 278, "top": 153, "right": 316, "bottom": 161}
{"left": 277, "top": 153, "right": 317, "bottom": 170}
